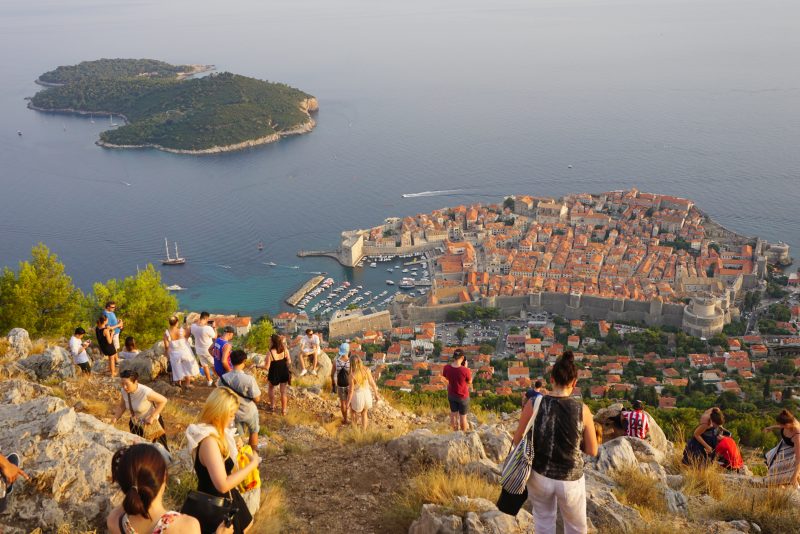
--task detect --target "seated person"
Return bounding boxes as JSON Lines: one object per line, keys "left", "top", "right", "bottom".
{"left": 620, "top": 400, "right": 651, "bottom": 440}
{"left": 715, "top": 432, "right": 744, "bottom": 472}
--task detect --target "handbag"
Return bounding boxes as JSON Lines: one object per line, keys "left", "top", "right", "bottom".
{"left": 497, "top": 395, "right": 542, "bottom": 515}
{"left": 127, "top": 390, "right": 166, "bottom": 442}
{"left": 181, "top": 488, "right": 253, "bottom": 534}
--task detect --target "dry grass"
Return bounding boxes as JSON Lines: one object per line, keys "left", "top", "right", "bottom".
{"left": 709, "top": 486, "right": 800, "bottom": 534}
{"left": 611, "top": 466, "right": 668, "bottom": 515}
{"left": 382, "top": 464, "right": 500, "bottom": 532}
{"left": 251, "top": 482, "right": 292, "bottom": 533}
{"left": 30, "top": 339, "right": 47, "bottom": 354}
{"left": 161, "top": 400, "right": 199, "bottom": 428}
{"left": 282, "top": 441, "right": 308, "bottom": 455}
{"left": 680, "top": 460, "right": 725, "bottom": 500}
{"left": 335, "top": 426, "right": 403, "bottom": 445}
{"left": 164, "top": 469, "right": 198, "bottom": 509}
{"left": 629, "top": 521, "right": 684, "bottom": 534}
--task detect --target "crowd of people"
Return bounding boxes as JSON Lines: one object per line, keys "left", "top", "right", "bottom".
{"left": 8, "top": 306, "right": 800, "bottom": 534}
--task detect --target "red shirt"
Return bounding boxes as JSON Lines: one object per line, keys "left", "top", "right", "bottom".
{"left": 443, "top": 364, "right": 472, "bottom": 399}
{"left": 715, "top": 436, "right": 743, "bottom": 470}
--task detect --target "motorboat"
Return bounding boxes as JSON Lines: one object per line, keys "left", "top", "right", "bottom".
{"left": 386, "top": 280, "right": 395, "bottom": 285}
{"left": 166, "top": 284, "right": 185, "bottom": 291}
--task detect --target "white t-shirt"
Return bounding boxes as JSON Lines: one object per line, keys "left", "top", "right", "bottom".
{"left": 191, "top": 323, "right": 216, "bottom": 355}
{"left": 69, "top": 336, "right": 89, "bottom": 365}
{"left": 300, "top": 334, "right": 320, "bottom": 354}
{"left": 121, "top": 384, "right": 155, "bottom": 418}
{"left": 120, "top": 349, "right": 140, "bottom": 360}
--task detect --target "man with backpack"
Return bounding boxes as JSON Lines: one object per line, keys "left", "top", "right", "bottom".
{"left": 331, "top": 341, "right": 351, "bottom": 425}
{"left": 217, "top": 349, "right": 261, "bottom": 448}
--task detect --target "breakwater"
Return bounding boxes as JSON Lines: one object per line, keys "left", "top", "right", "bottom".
{"left": 286, "top": 275, "right": 325, "bottom": 307}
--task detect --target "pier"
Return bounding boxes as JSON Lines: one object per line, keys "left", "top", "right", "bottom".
{"left": 297, "top": 249, "right": 343, "bottom": 262}
{"left": 286, "top": 275, "right": 325, "bottom": 307}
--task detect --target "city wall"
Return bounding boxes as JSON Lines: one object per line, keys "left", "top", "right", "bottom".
{"left": 329, "top": 310, "right": 393, "bottom": 340}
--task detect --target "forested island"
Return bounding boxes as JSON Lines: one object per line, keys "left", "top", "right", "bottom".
{"left": 28, "top": 58, "right": 318, "bottom": 154}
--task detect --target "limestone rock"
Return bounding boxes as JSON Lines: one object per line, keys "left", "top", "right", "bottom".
{"left": 18, "top": 346, "right": 74, "bottom": 381}
{"left": 464, "top": 458, "right": 502, "bottom": 483}
{"left": 118, "top": 349, "right": 168, "bottom": 382}
{"left": 6, "top": 328, "right": 32, "bottom": 359}
{"left": 597, "top": 437, "right": 639, "bottom": 473}
{"left": 585, "top": 470, "right": 643, "bottom": 533}
{"left": 594, "top": 403, "right": 673, "bottom": 457}
{"left": 248, "top": 352, "right": 267, "bottom": 367}
{"left": 665, "top": 487, "right": 689, "bottom": 515}
{"left": 151, "top": 341, "right": 167, "bottom": 358}
{"left": 409, "top": 504, "right": 463, "bottom": 534}
{"left": 476, "top": 424, "right": 512, "bottom": 464}
{"left": 409, "top": 498, "right": 532, "bottom": 534}
{"left": 151, "top": 380, "right": 181, "bottom": 397}
{"left": 290, "top": 348, "right": 332, "bottom": 387}
{"left": 0, "top": 380, "right": 142, "bottom": 531}
{"left": 0, "top": 378, "right": 51, "bottom": 404}
{"left": 387, "top": 429, "right": 487, "bottom": 466}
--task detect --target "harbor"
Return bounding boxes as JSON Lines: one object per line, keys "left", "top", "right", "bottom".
{"left": 285, "top": 275, "right": 325, "bottom": 307}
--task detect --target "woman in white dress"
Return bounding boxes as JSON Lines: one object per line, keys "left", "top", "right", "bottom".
{"left": 347, "top": 356, "right": 380, "bottom": 431}
{"left": 164, "top": 316, "right": 199, "bottom": 390}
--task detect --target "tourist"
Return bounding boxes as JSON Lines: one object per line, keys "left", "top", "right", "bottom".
{"left": 264, "top": 333, "right": 292, "bottom": 415}
{"left": 683, "top": 407, "right": 725, "bottom": 465}
{"left": 217, "top": 350, "right": 261, "bottom": 449}
{"left": 620, "top": 400, "right": 651, "bottom": 440}
{"left": 212, "top": 326, "right": 236, "bottom": 379}
{"left": 191, "top": 312, "right": 217, "bottom": 386}
{"left": 184, "top": 388, "right": 257, "bottom": 534}
{"left": 714, "top": 433, "right": 744, "bottom": 472}
{"left": 96, "top": 315, "right": 119, "bottom": 377}
{"left": 763, "top": 409, "right": 800, "bottom": 487}
{"left": 106, "top": 443, "right": 231, "bottom": 534}
{"left": 69, "top": 327, "right": 92, "bottom": 374}
{"left": 298, "top": 328, "right": 321, "bottom": 376}
{"left": 511, "top": 351, "right": 598, "bottom": 534}
{"left": 332, "top": 342, "right": 351, "bottom": 424}
{"left": 113, "top": 369, "right": 169, "bottom": 450}
{"left": 103, "top": 301, "right": 124, "bottom": 351}
{"left": 523, "top": 379, "right": 546, "bottom": 406}
{"left": 164, "top": 316, "right": 199, "bottom": 390}
{"left": 348, "top": 355, "right": 380, "bottom": 431}
{"left": 119, "top": 336, "right": 140, "bottom": 360}
{"left": 0, "top": 451, "right": 29, "bottom": 514}
{"left": 443, "top": 349, "right": 472, "bottom": 432}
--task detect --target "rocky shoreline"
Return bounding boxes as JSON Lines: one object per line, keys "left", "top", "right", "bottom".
{"left": 33, "top": 63, "right": 215, "bottom": 87}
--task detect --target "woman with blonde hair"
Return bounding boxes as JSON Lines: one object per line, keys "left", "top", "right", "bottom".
{"left": 184, "top": 388, "right": 258, "bottom": 534}
{"left": 347, "top": 356, "right": 380, "bottom": 430}
{"left": 164, "top": 315, "right": 198, "bottom": 390}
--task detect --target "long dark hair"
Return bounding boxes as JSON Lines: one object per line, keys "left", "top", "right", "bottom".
{"left": 551, "top": 351, "right": 578, "bottom": 387}
{"left": 111, "top": 444, "right": 167, "bottom": 519}
{"left": 270, "top": 333, "right": 285, "bottom": 353}
{"left": 777, "top": 409, "right": 796, "bottom": 425}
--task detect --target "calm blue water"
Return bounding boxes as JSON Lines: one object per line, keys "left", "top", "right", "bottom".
{"left": 1, "top": 0, "right": 798, "bottom": 317}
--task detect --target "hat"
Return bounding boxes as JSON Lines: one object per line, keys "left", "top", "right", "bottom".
{"left": 223, "top": 325, "right": 236, "bottom": 334}
{"left": 339, "top": 342, "right": 350, "bottom": 356}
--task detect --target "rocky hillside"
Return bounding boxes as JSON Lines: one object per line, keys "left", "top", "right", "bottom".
{"left": 1, "top": 328, "right": 798, "bottom": 533}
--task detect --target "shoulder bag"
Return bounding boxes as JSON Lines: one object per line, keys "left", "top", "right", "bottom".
{"left": 181, "top": 488, "right": 252, "bottom": 534}
{"left": 127, "top": 390, "right": 165, "bottom": 442}
{"left": 496, "top": 394, "right": 542, "bottom": 515}
{"left": 220, "top": 374, "right": 256, "bottom": 402}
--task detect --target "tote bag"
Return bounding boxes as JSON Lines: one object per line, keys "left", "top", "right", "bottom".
{"left": 497, "top": 395, "right": 542, "bottom": 514}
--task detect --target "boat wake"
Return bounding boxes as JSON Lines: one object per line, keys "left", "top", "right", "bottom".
{"left": 402, "top": 189, "right": 467, "bottom": 198}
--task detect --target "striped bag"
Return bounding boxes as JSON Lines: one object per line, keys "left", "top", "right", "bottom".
{"left": 766, "top": 439, "right": 798, "bottom": 486}
{"left": 500, "top": 395, "right": 543, "bottom": 494}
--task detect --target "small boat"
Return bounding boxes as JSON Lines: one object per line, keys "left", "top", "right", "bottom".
{"left": 387, "top": 268, "right": 393, "bottom": 273}
{"left": 110, "top": 114, "right": 118, "bottom": 127}
{"left": 386, "top": 280, "right": 395, "bottom": 285}
{"left": 370, "top": 262, "right": 377, "bottom": 268}
{"left": 166, "top": 284, "right": 185, "bottom": 291}
{"left": 17, "top": 130, "right": 22, "bottom": 136}
{"left": 90, "top": 114, "right": 95, "bottom": 124}
{"left": 257, "top": 240, "right": 264, "bottom": 251}
{"left": 162, "top": 238, "right": 186, "bottom": 265}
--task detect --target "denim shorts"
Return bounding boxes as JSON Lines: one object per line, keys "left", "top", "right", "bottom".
{"left": 236, "top": 412, "right": 259, "bottom": 437}
{"left": 448, "top": 396, "right": 470, "bottom": 415}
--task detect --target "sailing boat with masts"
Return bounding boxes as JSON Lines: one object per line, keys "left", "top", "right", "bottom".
{"left": 162, "top": 238, "right": 186, "bottom": 265}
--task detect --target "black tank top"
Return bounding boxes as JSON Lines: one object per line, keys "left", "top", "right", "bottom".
{"left": 96, "top": 326, "right": 116, "bottom": 356}
{"left": 532, "top": 395, "right": 585, "bottom": 481}
{"left": 194, "top": 442, "right": 234, "bottom": 497}
{"left": 783, "top": 430, "right": 797, "bottom": 447}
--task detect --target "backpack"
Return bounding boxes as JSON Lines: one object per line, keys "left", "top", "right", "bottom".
{"left": 337, "top": 362, "right": 350, "bottom": 387}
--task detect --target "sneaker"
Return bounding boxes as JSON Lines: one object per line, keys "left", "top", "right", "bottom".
{"left": 5, "top": 453, "right": 20, "bottom": 495}
{"left": 311, "top": 370, "right": 318, "bottom": 376}
{"left": 207, "top": 380, "right": 214, "bottom": 387}
{"left": 299, "top": 369, "right": 308, "bottom": 377}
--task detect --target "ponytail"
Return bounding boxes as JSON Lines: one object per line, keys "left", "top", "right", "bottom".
{"left": 111, "top": 444, "right": 167, "bottom": 520}
{"left": 551, "top": 351, "right": 577, "bottom": 387}
{"left": 122, "top": 485, "right": 147, "bottom": 518}
{"left": 709, "top": 407, "right": 725, "bottom": 426}
{"left": 777, "top": 409, "right": 796, "bottom": 425}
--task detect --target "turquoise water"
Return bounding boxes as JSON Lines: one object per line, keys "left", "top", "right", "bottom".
{"left": 0, "top": 0, "right": 798, "bottom": 317}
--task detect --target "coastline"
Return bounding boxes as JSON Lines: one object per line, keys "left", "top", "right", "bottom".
{"left": 33, "top": 64, "right": 215, "bottom": 87}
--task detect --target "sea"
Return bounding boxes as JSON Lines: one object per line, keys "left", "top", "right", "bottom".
{"left": 1, "top": 0, "right": 798, "bottom": 318}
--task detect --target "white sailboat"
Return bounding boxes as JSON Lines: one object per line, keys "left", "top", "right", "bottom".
{"left": 161, "top": 238, "right": 186, "bottom": 265}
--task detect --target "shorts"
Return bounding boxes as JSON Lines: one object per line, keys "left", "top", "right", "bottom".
{"left": 77, "top": 362, "right": 91, "bottom": 374}
{"left": 195, "top": 348, "right": 214, "bottom": 368}
{"left": 112, "top": 332, "right": 120, "bottom": 350}
{"left": 448, "top": 396, "right": 470, "bottom": 415}
{"left": 337, "top": 386, "right": 350, "bottom": 401}
{"left": 236, "top": 412, "right": 260, "bottom": 437}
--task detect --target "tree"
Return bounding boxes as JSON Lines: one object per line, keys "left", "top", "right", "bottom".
{"left": 0, "top": 244, "right": 85, "bottom": 337}
{"left": 433, "top": 340, "right": 442, "bottom": 357}
{"left": 90, "top": 264, "right": 178, "bottom": 347}
{"left": 244, "top": 318, "right": 275, "bottom": 353}
{"left": 456, "top": 327, "right": 466, "bottom": 343}
{"left": 764, "top": 376, "right": 771, "bottom": 401}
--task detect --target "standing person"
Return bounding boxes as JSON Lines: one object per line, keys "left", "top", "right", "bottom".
{"left": 511, "top": 351, "right": 598, "bottom": 534}
{"left": 119, "top": 336, "right": 140, "bottom": 360}
{"left": 264, "top": 333, "right": 292, "bottom": 416}
{"left": 103, "top": 301, "right": 124, "bottom": 352}
{"left": 348, "top": 356, "right": 380, "bottom": 431}
{"left": 113, "top": 369, "right": 169, "bottom": 451}
{"left": 443, "top": 349, "right": 472, "bottom": 432}
{"left": 191, "top": 312, "right": 218, "bottom": 387}
{"left": 69, "top": 327, "right": 92, "bottom": 374}
{"left": 620, "top": 400, "right": 651, "bottom": 440}
{"left": 683, "top": 407, "right": 725, "bottom": 465}
{"left": 763, "top": 409, "right": 800, "bottom": 487}
{"left": 0, "top": 451, "right": 30, "bottom": 514}
{"left": 184, "top": 388, "right": 257, "bottom": 534}
{"left": 217, "top": 350, "right": 261, "bottom": 449}
{"left": 298, "top": 328, "right": 321, "bottom": 376}
{"left": 164, "top": 316, "right": 198, "bottom": 390}
{"left": 106, "top": 443, "right": 232, "bottom": 534}
{"left": 212, "top": 326, "right": 236, "bottom": 379}
{"left": 331, "top": 343, "right": 351, "bottom": 424}
{"left": 523, "top": 379, "right": 546, "bottom": 406}
{"left": 96, "top": 315, "right": 119, "bottom": 377}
